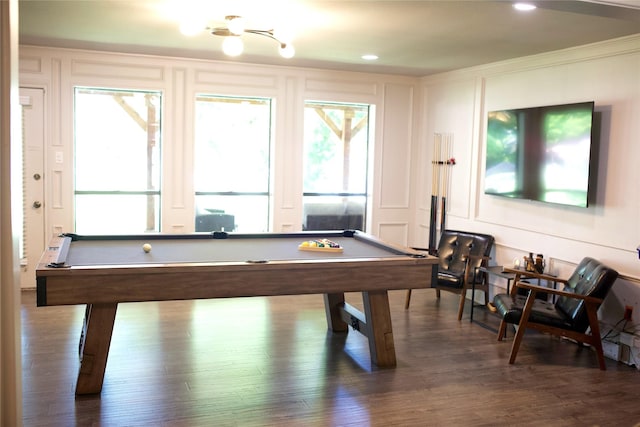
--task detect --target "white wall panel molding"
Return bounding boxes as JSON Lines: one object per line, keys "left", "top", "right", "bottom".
{"left": 414, "top": 88, "right": 431, "bottom": 215}
{"left": 269, "top": 75, "right": 303, "bottom": 231}
{"left": 55, "top": 56, "right": 74, "bottom": 233}
{"left": 194, "top": 69, "right": 278, "bottom": 90}
{"left": 377, "top": 222, "right": 409, "bottom": 247}
{"left": 70, "top": 59, "right": 165, "bottom": 81}
{"left": 378, "top": 83, "right": 413, "bottom": 209}
{"left": 50, "top": 58, "right": 62, "bottom": 147}
{"left": 304, "top": 77, "right": 378, "bottom": 97}
{"left": 169, "top": 68, "right": 187, "bottom": 210}
{"left": 473, "top": 219, "right": 640, "bottom": 280}
{"left": 421, "top": 80, "right": 477, "bottom": 221}
{"left": 410, "top": 223, "right": 430, "bottom": 248}
{"left": 278, "top": 75, "right": 301, "bottom": 211}
{"left": 160, "top": 66, "right": 194, "bottom": 232}
{"left": 279, "top": 223, "right": 295, "bottom": 232}
{"left": 414, "top": 208, "right": 430, "bottom": 229}
{"left": 51, "top": 169, "right": 63, "bottom": 209}
{"left": 469, "top": 76, "right": 486, "bottom": 221}
{"left": 19, "top": 55, "right": 42, "bottom": 74}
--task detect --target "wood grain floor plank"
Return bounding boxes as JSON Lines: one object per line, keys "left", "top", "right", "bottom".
{"left": 21, "top": 289, "right": 640, "bottom": 426}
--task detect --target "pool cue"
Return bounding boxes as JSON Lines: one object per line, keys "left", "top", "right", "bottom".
{"left": 428, "top": 134, "right": 440, "bottom": 255}
{"left": 439, "top": 134, "right": 448, "bottom": 233}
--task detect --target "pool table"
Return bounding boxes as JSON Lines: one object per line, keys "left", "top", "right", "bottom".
{"left": 36, "top": 230, "right": 437, "bottom": 395}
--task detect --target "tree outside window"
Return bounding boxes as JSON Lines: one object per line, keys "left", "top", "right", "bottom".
{"left": 194, "top": 95, "right": 272, "bottom": 232}
{"left": 74, "top": 87, "right": 161, "bottom": 234}
{"left": 303, "top": 102, "right": 371, "bottom": 231}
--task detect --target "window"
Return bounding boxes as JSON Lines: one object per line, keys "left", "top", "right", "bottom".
{"left": 74, "top": 88, "right": 161, "bottom": 234}
{"left": 303, "top": 102, "right": 371, "bottom": 231}
{"left": 194, "top": 95, "right": 272, "bottom": 232}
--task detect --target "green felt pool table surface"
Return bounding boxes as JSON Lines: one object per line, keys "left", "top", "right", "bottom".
{"left": 57, "top": 231, "right": 416, "bottom": 266}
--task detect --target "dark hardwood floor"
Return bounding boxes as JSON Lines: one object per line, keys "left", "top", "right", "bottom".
{"left": 21, "top": 289, "right": 640, "bottom": 427}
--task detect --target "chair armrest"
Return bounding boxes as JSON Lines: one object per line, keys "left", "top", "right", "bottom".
{"left": 467, "top": 254, "right": 491, "bottom": 263}
{"left": 502, "top": 267, "right": 568, "bottom": 285}
{"left": 464, "top": 255, "right": 491, "bottom": 270}
{"left": 515, "top": 281, "right": 604, "bottom": 305}
{"left": 502, "top": 267, "right": 568, "bottom": 296}
{"left": 463, "top": 255, "right": 491, "bottom": 284}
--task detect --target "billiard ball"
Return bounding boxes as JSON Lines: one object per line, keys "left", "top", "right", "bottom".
{"left": 142, "top": 243, "right": 152, "bottom": 253}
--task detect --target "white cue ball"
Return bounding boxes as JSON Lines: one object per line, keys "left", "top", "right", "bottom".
{"left": 142, "top": 243, "right": 152, "bottom": 253}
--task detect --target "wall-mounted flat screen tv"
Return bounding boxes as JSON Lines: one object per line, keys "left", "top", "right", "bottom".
{"left": 484, "top": 101, "right": 595, "bottom": 208}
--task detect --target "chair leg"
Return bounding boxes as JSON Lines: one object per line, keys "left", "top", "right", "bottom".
{"left": 509, "top": 323, "right": 526, "bottom": 364}
{"left": 508, "top": 292, "right": 537, "bottom": 365}
{"left": 435, "top": 289, "right": 441, "bottom": 298}
{"left": 591, "top": 337, "right": 607, "bottom": 371}
{"left": 585, "top": 301, "right": 607, "bottom": 370}
{"left": 457, "top": 291, "right": 466, "bottom": 321}
{"left": 404, "top": 289, "right": 412, "bottom": 310}
{"left": 497, "top": 320, "right": 507, "bottom": 341}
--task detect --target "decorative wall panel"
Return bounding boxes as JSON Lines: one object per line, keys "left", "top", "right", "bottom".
{"left": 379, "top": 83, "right": 413, "bottom": 209}
{"left": 71, "top": 60, "right": 164, "bottom": 81}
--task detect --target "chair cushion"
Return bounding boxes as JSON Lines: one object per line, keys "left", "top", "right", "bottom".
{"left": 437, "top": 271, "right": 464, "bottom": 289}
{"left": 493, "top": 294, "right": 573, "bottom": 330}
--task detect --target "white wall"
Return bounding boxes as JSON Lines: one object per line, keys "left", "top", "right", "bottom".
{"left": 415, "top": 34, "right": 640, "bottom": 326}
{"left": 19, "top": 46, "right": 419, "bottom": 246}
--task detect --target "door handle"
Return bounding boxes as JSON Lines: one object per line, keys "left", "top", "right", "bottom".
{"left": 32, "top": 201, "right": 42, "bottom": 209}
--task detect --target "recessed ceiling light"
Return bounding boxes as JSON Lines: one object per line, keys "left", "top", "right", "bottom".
{"left": 513, "top": 2, "right": 537, "bottom": 11}
{"left": 362, "top": 54, "right": 378, "bottom": 61}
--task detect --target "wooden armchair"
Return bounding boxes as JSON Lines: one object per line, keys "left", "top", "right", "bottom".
{"left": 405, "top": 229, "right": 494, "bottom": 320}
{"left": 493, "top": 257, "right": 618, "bottom": 370}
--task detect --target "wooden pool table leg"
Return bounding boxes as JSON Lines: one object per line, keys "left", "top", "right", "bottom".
{"left": 323, "top": 290, "right": 397, "bottom": 367}
{"left": 362, "top": 290, "right": 396, "bottom": 367}
{"left": 76, "top": 303, "right": 118, "bottom": 395}
{"left": 324, "top": 293, "right": 349, "bottom": 333}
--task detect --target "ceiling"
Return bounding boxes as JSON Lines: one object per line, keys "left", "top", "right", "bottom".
{"left": 18, "top": 0, "right": 640, "bottom": 77}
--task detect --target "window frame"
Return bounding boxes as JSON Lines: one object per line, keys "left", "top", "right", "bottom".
{"left": 72, "top": 86, "right": 163, "bottom": 234}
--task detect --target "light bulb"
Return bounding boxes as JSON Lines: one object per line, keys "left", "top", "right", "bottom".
{"left": 279, "top": 43, "right": 295, "bottom": 59}
{"left": 222, "top": 36, "right": 244, "bottom": 56}
{"left": 227, "top": 16, "right": 245, "bottom": 35}
{"left": 513, "top": 3, "right": 536, "bottom": 11}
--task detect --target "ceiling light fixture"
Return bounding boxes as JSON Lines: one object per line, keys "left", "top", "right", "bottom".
{"left": 210, "top": 15, "right": 295, "bottom": 58}
{"left": 513, "top": 2, "right": 537, "bottom": 11}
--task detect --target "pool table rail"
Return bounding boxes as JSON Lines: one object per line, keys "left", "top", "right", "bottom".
{"left": 37, "top": 256, "right": 434, "bottom": 306}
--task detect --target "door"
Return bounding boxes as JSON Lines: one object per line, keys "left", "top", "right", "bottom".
{"left": 19, "top": 88, "right": 45, "bottom": 289}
